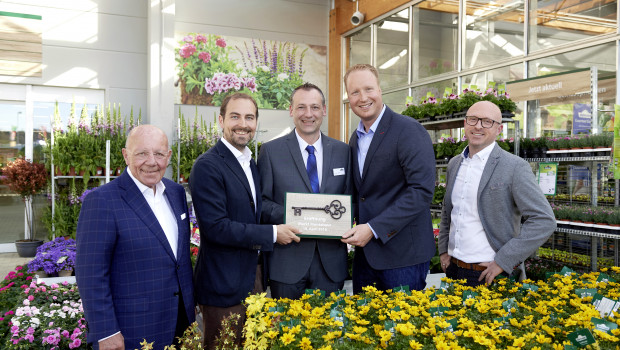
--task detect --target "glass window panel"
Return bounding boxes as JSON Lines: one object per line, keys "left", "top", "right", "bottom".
{"left": 526, "top": 44, "right": 616, "bottom": 137}
{"left": 345, "top": 103, "right": 360, "bottom": 142}
{"left": 383, "top": 89, "right": 409, "bottom": 116}
{"left": 464, "top": 0, "right": 525, "bottom": 68}
{"left": 0, "top": 102, "right": 27, "bottom": 244}
{"left": 413, "top": 2, "right": 458, "bottom": 79}
{"left": 410, "top": 78, "right": 458, "bottom": 105}
{"left": 348, "top": 26, "right": 372, "bottom": 67}
{"left": 462, "top": 64, "right": 524, "bottom": 90}
{"left": 528, "top": 43, "right": 615, "bottom": 77}
{"left": 529, "top": 0, "right": 617, "bottom": 52}
{"left": 377, "top": 9, "right": 410, "bottom": 88}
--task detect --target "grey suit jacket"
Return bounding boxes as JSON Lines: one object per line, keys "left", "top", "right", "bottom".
{"left": 258, "top": 130, "right": 351, "bottom": 284}
{"left": 438, "top": 143, "right": 557, "bottom": 273}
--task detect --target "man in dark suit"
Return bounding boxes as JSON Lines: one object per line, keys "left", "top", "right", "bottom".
{"left": 258, "top": 83, "right": 351, "bottom": 299}
{"left": 190, "top": 93, "right": 300, "bottom": 349}
{"left": 76, "top": 125, "right": 195, "bottom": 350}
{"left": 341, "top": 64, "right": 436, "bottom": 294}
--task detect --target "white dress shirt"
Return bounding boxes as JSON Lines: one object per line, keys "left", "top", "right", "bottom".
{"left": 221, "top": 138, "right": 277, "bottom": 243}
{"left": 295, "top": 129, "right": 323, "bottom": 187}
{"left": 127, "top": 167, "right": 178, "bottom": 259}
{"left": 448, "top": 142, "right": 496, "bottom": 263}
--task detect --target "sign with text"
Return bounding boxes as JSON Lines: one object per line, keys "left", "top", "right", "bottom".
{"left": 284, "top": 193, "right": 352, "bottom": 239}
{"left": 506, "top": 69, "right": 591, "bottom": 102}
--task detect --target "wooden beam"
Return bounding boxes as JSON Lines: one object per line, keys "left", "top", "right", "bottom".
{"left": 328, "top": 8, "right": 341, "bottom": 140}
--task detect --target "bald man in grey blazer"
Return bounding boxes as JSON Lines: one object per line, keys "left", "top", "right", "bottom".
{"left": 438, "top": 101, "right": 556, "bottom": 287}
{"left": 258, "top": 83, "right": 351, "bottom": 299}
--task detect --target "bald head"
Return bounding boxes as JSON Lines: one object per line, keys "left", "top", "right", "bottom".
{"left": 126, "top": 125, "right": 169, "bottom": 149}
{"left": 467, "top": 101, "right": 502, "bottom": 123}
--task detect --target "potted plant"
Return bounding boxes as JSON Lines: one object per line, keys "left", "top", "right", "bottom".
{"left": 1, "top": 158, "right": 48, "bottom": 257}
{"left": 458, "top": 89, "right": 481, "bottom": 112}
{"left": 496, "top": 92, "right": 517, "bottom": 115}
{"left": 437, "top": 94, "right": 460, "bottom": 117}
{"left": 435, "top": 137, "right": 457, "bottom": 160}
{"left": 27, "top": 237, "right": 76, "bottom": 277}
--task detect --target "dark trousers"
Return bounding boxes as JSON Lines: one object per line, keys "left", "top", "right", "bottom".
{"left": 445, "top": 263, "right": 485, "bottom": 287}
{"left": 270, "top": 246, "right": 344, "bottom": 299}
{"left": 352, "top": 247, "right": 429, "bottom": 294}
{"left": 200, "top": 265, "right": 263, "bottom": 350}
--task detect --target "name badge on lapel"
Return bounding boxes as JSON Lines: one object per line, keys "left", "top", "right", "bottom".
{"left": 333, "top": 168, "right": 345, "bottom": 176}
{"left": 181, "top": 213, "right": 186, "bottom": 220}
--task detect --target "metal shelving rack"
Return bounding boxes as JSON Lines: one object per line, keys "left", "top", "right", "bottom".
{"left": 50, "top": 133, "right": 116, "bottom": 238}
{"left": 527, "top": 151, "right": 616, "bottom": 270}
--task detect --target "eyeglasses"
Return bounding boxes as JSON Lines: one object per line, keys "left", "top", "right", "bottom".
{"left": 134, "top": 151, "right": 168, "bottom": 161}
{"left": 465, "top": 116, "right": 500, "bottom": 128}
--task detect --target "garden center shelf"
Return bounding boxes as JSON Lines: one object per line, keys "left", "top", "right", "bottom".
{"left": 555, "top": 226, "right": 620, "bottom": 240}
{"left": 524, "top": 156, "right": 611, "bottom": 162}
{"left": 420, "top": 116, "right": 516, "bottom": 131}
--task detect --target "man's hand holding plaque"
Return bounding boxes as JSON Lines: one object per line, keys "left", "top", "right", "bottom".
{"left": 284, "top": 193, "right": 353, "bottom": 238}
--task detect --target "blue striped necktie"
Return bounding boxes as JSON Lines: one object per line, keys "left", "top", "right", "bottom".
{"left": 306, "top": 145, "right": 319, "bottom": 193}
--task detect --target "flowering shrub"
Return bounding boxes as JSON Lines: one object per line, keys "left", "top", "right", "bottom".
{"left": 176, "top": 33, "right": 240, "bottom": 97}
{"left": 27, "top": 237, "right": 76, "bottom": 276}
{"left": 1, "top": 158, "right": 48, "bottom": 240}
{"left": 0, "top": 266, "right": 35, "bottom": 338}
{"left": 4, "top": 281, "right": 87, "bottom": 349}
{"left": 244, "top": 269, "right": 620, "bottom": 349}
{"left": 1, "top": 158, "right": 47, "bottom": 199}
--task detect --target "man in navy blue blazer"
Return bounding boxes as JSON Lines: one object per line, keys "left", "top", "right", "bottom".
{"left": 190, "top": 93, "right": 300, "bottom": 349}
{"left": 76, "top": 125, "right": 195, "bottom": 350}
{"left": 341, "top": 64, "right": 436, "bottom": 294}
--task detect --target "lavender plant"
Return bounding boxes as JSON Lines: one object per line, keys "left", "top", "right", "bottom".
{"left": 237, "top": 39, "right": 307, "bottom": 109}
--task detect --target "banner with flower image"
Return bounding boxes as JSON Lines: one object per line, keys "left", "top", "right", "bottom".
{"left": 175, "top": 32, "right": 327, "bottom": 110}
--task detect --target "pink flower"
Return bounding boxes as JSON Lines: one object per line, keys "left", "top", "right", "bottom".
{"left": 25, "top": 334, "right": 34, "bottom": 342}
{"left": 183, "top": 35, "right": 193, "bottom": 43}
{"left": 195, "top": 34, "right": 207, "bottom": 43}
{"left": 179, "top": 43, "right": 196, "bottom": 58}
{"left": 15, "top": 266, "right": 22, "bottom": 271}
{"left": 198, "top": 51, "right": 211, "bottom": 64}
{"left": 70, "top": 338, "right": 82, "bottom": 348}
{"left": 216, "top": 38, "right": 226, "bottom": 48}
{"left": 27, "top": 295, "right": 34, "bottom": 301}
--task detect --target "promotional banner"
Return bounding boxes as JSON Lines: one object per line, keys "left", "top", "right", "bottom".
{"left": 572, "top": 103, "right": 592, "bottom": 134}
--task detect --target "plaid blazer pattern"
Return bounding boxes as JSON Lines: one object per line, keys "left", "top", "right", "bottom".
{"left": 75, "top": 170, "right": 195, "bottom": 350}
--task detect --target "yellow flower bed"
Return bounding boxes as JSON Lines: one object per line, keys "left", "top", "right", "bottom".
{"left": 244, "top": 268, "right": 620, "bottom": 349}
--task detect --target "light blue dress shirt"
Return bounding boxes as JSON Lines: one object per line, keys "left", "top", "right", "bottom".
{"left": 355, "top": 105, "right": 386, "bottom": 238}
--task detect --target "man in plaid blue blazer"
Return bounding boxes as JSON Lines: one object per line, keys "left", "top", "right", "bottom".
{"left": 76, "top": 125, "right": 195, "bottom": 350}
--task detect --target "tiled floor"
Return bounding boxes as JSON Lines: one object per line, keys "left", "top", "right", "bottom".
{"left": 0, "top": 253, "right": 33, "bottom": 278}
